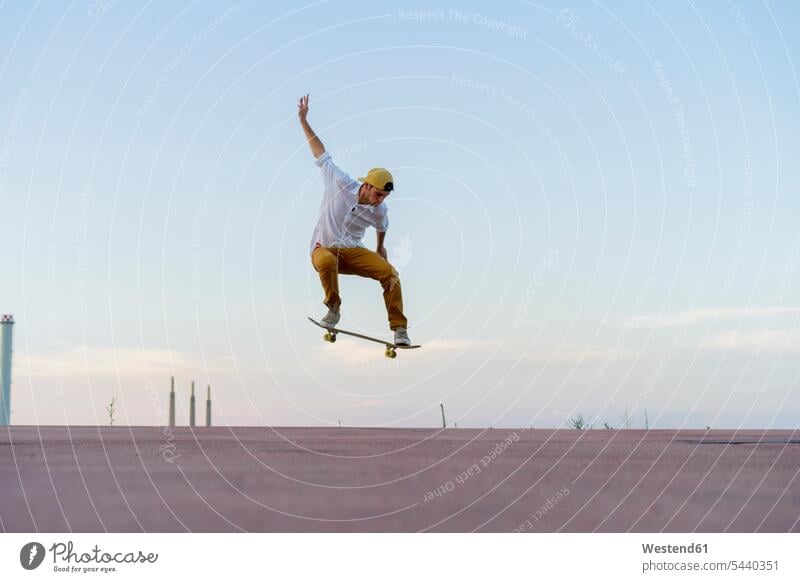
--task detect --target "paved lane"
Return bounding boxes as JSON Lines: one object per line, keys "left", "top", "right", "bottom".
{"left": 2, "top": 427, "right": 798, "bottom": 532}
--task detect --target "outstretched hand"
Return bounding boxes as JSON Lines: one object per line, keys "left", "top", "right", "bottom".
{"left": 298, "top": 93, "right": 325, "bottom": 157}
{"left": 297, "top": 94, "right": 309, "bottom": 122}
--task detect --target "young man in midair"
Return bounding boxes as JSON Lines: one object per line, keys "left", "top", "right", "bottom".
{"left": 297, "top": 94, "right": 411, "bottom": 346}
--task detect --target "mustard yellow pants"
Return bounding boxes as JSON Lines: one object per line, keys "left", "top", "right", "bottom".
{"left": 311, "top": 246, "right": 407, "bottom": 330}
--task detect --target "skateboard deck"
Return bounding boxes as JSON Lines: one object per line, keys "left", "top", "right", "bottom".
{"left": 307, "top": 317, "right": 421, "bottom": 358}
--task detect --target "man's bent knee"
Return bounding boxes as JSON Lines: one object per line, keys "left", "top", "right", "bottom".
{"left": 382, "top": 270, "right": 401, "bottom": 292}
{"left": 313, "top": 252, "right": 337, "bottom": 273}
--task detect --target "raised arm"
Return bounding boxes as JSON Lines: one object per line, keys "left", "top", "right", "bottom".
{"left": 297, "top": 94, "right": 325, "bottom": 158}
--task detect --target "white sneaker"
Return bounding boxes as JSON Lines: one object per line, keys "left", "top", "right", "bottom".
{"left": 394, "top": 327, "right": 411, "bottom": 346}
{"left": 321, "top": 306, "right": 340, "bottom": 328}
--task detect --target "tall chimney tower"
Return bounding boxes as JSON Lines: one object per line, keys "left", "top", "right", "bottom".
{"left": 205, "top": 385, "right": 211, "bottom": 427}
{"left": 189, "top": 381, "right": 196, "bottom": 427}
{"left": 0, "top": 315, "right": 14, "bottom": 426}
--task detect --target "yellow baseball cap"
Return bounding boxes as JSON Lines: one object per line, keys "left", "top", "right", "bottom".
{"left": 358, "top": 168, "right": 394, "bottom": 191}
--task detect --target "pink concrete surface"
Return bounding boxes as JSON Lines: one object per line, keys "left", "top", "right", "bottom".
{"left": 1, "top": 426, "right": 798, "bottom": 532}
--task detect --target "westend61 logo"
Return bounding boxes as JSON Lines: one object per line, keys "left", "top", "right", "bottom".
{"left": 20, "top": 541, "right": 158, "bottom": 573}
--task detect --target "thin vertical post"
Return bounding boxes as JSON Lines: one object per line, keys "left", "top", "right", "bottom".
{"left": 169, "top": 376, "right": 176, "bottom": 427}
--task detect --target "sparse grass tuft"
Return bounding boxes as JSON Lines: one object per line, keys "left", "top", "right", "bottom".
{"left": 106, "top": 396, "right": 117, "bottom": 426}
{"left": 568, "top": 414, "right": 591, "bottom": 430}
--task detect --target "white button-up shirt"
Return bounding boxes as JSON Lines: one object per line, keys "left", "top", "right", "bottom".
{"left": 309, "top": 152, "right": 389, "bottom": 255}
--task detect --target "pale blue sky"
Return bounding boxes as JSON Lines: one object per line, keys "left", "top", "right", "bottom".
{"left": 1, "top": 0, "right": 798, "bottom": 428}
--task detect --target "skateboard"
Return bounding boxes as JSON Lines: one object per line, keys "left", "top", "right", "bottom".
{"left": 307, "top": 317, "right": 421, "bottom": 358}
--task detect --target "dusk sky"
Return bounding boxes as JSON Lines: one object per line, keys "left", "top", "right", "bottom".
{"left": 1, "top": 1, "right": 798, "bottom": 429}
